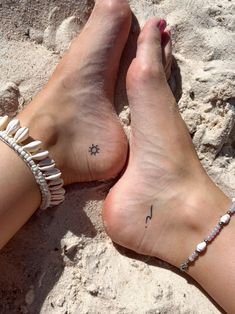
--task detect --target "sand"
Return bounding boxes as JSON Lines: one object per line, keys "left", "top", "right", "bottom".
{"left": 0, "top": 0, "right": 235, "bottom": 313}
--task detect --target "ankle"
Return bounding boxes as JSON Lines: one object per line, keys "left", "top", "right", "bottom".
{"left": 173, "top": 176, "right": 231, "bottom": 268}
{"left": 17, "top": 100, "right": 67, "bottom": 177}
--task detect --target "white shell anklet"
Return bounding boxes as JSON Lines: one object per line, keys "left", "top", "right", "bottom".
{"left": 180, "top": 198, "right": 235, "bottom": 272}
{"left": 0, "top": 115, "right": 65, "bottom": 210}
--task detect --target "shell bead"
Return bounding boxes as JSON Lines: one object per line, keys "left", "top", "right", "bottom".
{"left": 220, "top": 214, "right": 231, "bottom": 225}
{"left": 50, "top": 185, "right": 64, "bottom": 191}
{"left": 51, "top": 194, "right": 65, "bottom": 201}
{"left": 0, "top": 116, "right": 9, "bottom": 130}
{"left": 23, "top": 140, "right": 42, "bottom": 152}
{"left": 48, "top": 178, "right": 64, "bottom": 187}
{"left": 14, "top": 127, "right": 29, "bottom": 143}
{"left": 196, "top": 241, "right": 207, "bottom": 253}
{"left": 0, "top": 115, "right": 64, "bottom": 210}
{"left": 38, "top": 158, "right": 55, "bottom": 171}
{"left": 51, "top": 188, "right": 65, "bottom": 196}
{"left": 44, "top": 169, "right": 61, "bottom": 181}
{"left": 31, "top": 150, "right": 49, "bottom": 160}
{"left": 38, "top": 164, "right": 55, "bottom": 171}
{"left": 38, "top": 158, "right": 55, "bottom": 167}
{"left": 5, "top": 119, "right": 20, "bottom": 135}
{"left": 180, "top": 199, "right": 235, "bottom": 272}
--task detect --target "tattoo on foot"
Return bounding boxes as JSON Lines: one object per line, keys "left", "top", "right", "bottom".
{"left": 89, "top": 144, "right": 100, "bottom": 156}
{"left": 145, "top": 205, "right": 153, "bottom": 227}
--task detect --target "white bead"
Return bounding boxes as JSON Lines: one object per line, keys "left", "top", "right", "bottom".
{"left": 31, "top": 150, "right": 49, "bottom": 160}
{"left": 14, "top": 127, "right": 29, "bottom": 143}
{"left": 207, "top": 235, "right": 213, "bottom": 241}
{"left": 230, "top": 206, "right": 235, "bottom": 214}
{"left": 189, "top": 251, "right": 199, "bottom": 262}
{"left": 5, "top": 119, "right": 20, "bottom": 135}
{"left": 196, "top": 241, "right": 207, "bottom": 253}
{"left": 211, "top": 230, "right": 217, "bottom": 237}
{"left": 23, "top": 140, "right": 42, "bottom": 152}
{"left": 220, "top": 214, "right": 231, "bottom": 225}
{"left": 0, "top": 116, "right": 9, "bottom": 130}
{"left": 38, "top": 158, "right": 55, "bottom": 167}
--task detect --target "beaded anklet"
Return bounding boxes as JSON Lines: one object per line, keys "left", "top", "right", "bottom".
{"left": 180, "top": 198, "right": 235, "bottom": 272}
{"left": 0, "top": 115, "right": 65, "bottom": 210}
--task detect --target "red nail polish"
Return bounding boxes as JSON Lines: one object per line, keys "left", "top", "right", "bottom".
{"left": 157, "top": 19, "right": 167, "bottom": 32}
{"left": 161, "top": 32, "right": 168, "bottom": 46}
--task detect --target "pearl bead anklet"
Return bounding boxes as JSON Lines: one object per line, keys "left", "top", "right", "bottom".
{"left": 0, "top": 115, "right": 65, "bottom": 210}
{"left": 180, "top": 198, "right": 235, "bottom": 272}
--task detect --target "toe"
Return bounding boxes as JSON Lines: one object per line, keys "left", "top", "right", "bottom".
{"left": 127, "top": 18, "right": 169, "bottom": 90}
{"left": 162, "top": 31, "right": 173, "bottom": 80}
{"left": 126, "top": 18, "right": 183, "bottom": 146}
{"left": 94, "top": 0, "right": 132, "bottom": 20}
{"left": 136, "top": 18, "right": 166, "bottom": 69}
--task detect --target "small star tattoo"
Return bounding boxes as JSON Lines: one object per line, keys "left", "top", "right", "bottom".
{"left": 89, "top": 144, "right": 100, "bottom": 156}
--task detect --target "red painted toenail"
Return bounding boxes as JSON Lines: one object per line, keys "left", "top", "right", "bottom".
{"left": 161, "top": 31, "right": 170, "bottom": 46}
{"left": 157, "top": 19, "right": 167, "bottom": 32}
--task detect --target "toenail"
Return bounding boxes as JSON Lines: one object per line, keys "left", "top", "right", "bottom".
{"left": 157, "top": 19, "right": 167, "bottom": 33}
{"left": 161, "top": 31, "right": 171, "bottom": 46}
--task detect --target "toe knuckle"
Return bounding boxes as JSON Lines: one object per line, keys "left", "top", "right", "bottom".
{"left": 138, "top": 63, "right": 165, "bottom": 81}
{"left": 137, "top": 33, "right": 145, "bottom": 46}
{"left": 102, "top": 0, "right": 131, "bottom": 19}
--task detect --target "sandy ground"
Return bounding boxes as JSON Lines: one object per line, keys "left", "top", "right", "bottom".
{"left": 0, "top": 0, "right": 235, "bottom": 313}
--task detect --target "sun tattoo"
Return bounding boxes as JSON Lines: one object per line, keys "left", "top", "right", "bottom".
{"left": 89, "top": 144, "right": 100, "bottom": 156}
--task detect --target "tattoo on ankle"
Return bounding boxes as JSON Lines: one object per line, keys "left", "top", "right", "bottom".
{"left": 145, "top": 205, "right": 153, "bottom": 227}
{"left": 89, "top": 144, "right": 100, "bottom": 156}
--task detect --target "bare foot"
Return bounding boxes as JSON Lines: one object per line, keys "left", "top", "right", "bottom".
{"left": 103, "top": 18, "right": 230, "bottom": 268}
{"left": 18, "top": 0, "right": 132, "bottom": 185}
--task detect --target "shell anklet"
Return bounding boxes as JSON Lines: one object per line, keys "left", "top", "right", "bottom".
{"left": 180, "top": 198, "right": 235, "bottom": 272}
{"left": 0, "top": 115, "right": 65, "bottom": 210}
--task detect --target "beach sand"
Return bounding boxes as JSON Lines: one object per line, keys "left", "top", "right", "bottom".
{"left": 0, "top": 0, "right": 235, "bottom": 313}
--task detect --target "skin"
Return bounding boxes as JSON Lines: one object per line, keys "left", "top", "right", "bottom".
{"left": 102, "top": 6, "right": 235, "bottom": 314}
{"left": 0, "top": 0, "right": 133, "bottom": 247}
{"left": 0, "top": 0, "right": 234, "bottom": 312}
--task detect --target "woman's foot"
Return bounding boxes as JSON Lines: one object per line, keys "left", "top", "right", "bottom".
{"left": 103, "top": 19, "right": 230, "bottom": 268}
{"left": 18, "top": 0, "right": 132, "bottom": 185}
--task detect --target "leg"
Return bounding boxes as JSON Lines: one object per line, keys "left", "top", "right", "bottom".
{"left": 103, "top": 18, "right": 235, "bottom": 313}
